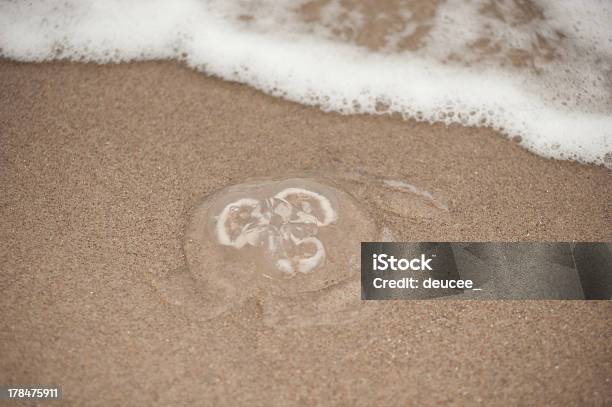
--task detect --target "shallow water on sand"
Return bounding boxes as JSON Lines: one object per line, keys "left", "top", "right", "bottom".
{"left": 2, "top": 0, "right": 611, "bottom": 166}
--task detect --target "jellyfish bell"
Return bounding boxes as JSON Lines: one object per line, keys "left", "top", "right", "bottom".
{"left": 161, "top": 171, "right": 449, "bottom": 326}
{"left": 184, "top": 177, "right": 377, "bottom": 298}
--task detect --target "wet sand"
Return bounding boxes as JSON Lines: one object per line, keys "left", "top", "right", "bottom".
{"left": 0, "top": 60, "right": 611, "bottom": 406}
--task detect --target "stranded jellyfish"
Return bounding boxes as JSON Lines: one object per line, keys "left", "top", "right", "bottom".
{"left": 179, "top": 177, "right": 377, "bottom": 326}
{"left": 156, "top": 172, "right": 447, "bottom": 327}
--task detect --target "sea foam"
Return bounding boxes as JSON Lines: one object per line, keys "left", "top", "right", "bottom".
{"left": 1, "top": 0, "right": 611, "bottom": 167}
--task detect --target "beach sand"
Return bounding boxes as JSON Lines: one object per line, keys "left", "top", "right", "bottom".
{"left": 0, "top": 60, "right": 611, "bottom": 406}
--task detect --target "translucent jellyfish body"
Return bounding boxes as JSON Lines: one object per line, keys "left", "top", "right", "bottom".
{"left": 155, "top": 172, "right": 448, "bottom": 327}
{"left": 185, "top": 178, "right": 377, "bottom": 298}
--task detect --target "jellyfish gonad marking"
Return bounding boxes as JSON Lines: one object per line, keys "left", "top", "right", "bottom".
{"left": 214, "top": 188, "right": 337, "bottom": 275}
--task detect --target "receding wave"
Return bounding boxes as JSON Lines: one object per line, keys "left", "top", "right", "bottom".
{"left": 1, "top": 0, "right": 610, "bottom": 167}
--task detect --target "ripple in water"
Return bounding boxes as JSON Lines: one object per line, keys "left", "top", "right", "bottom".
{"left": 155, "top": 172, "right": 448, "bottom": 328}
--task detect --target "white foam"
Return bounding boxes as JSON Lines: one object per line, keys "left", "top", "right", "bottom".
{"left": 1, "top": 0, "right": 610, "bottom": 167}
